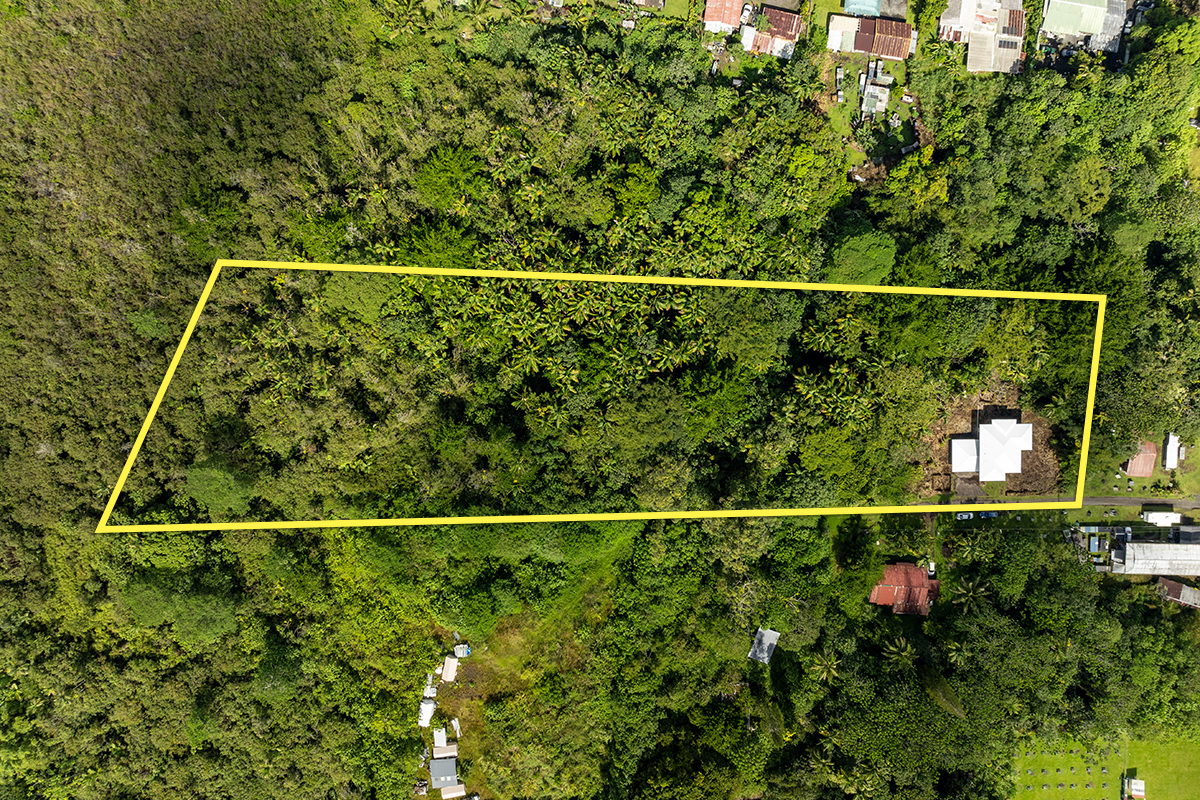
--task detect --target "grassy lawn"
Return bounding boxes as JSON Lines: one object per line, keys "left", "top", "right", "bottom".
{"left": 661, "top": 0, "right": 691, "bottom": 19}
{"left": 1011, "top": 736, "right": 1200, "bottom": 800}
{"left": 1012, "top": 739, "right": 1120, "bottom": 799}
{"left": 1083, "top": 444, "right": 1199, "bottom": 504}
{"left": 810, "top": 0, "right": 842, "bottom": 33}
{"left": 1125, "top": 736, "right": 1200, "bottom": 799}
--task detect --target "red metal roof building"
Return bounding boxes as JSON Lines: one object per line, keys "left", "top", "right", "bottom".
{"left": 869, "top": 564, "right": 940, "bottom": 615}
{"left": 703, "top": 0, "right": 742, "bottom": 32}
{"left": 1124, "top": 440, "right": 1158, "bottom": 478}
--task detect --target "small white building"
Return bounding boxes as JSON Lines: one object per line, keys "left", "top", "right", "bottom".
{"left": 418, "top": 698, "right": 437, "bottom": 727}
{"left": 747, "top": 627, "right": 780, "bottom": 664}
{"left": 442, "top": 655, "right": 458, "bottom": 683}
{"left": 1165, "top": 433, "right": 1181, "bottom": 470}
{"left": 1124, "top": 777, "right": 1145, "bottom": 798}
{"left": 1142, "top": 511, "right": 1182, "bottom": 527}
{"left": 950, "top": 418, "right": 1034, "bottom": 481}
{"left": 432, "top": 727, "right": 458, "bottom": 758}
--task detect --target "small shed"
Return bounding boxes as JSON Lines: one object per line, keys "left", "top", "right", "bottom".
{"left": 747, "top": 628, "right": 781, "bottom": 664}
{"left": 440, "top": 785, "right": 467, "bottom": 799}
{"left": 418, "top": 699, "right": 437, "bottom": 728}
{"left": 442, "top": 655, "right": 458, "bottom": 683}
{"left": 1124, "top": 440, "right": 1157, "bottom": 478}
{"left": 1165, "top": 433, "right": 1180, "bottom": 470}
{"left": 1124, "top": 777, "right": 1145, "bottom": 798}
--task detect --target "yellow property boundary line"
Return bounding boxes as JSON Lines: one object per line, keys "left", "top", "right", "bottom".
{"left": 96, "top": 260, "right": 1107, "bottom": 532}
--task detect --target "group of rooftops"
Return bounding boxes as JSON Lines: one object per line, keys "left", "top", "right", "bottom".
{"left": 417, "top": 643, "right": 472, "bottom": 799}
{"left": 702, "top": 0, "right": 1135, "bottom": 76}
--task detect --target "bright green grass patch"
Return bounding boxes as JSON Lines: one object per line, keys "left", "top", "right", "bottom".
{"left": 1125, "top": 737, "right": 1200, "bottom": 800}
{"left": 662, "top": 0, "right": 692, "bottom": 18}
{"left": 1012, "top": 737, "right": 1200, "bottom": 800}
{"left": 1011, "top": 739, "right": 1120, "bottom": 800}
{"left": 811, "top": 0, "right": 842, "bottom": 32}
{"left": 1083, "top": 439, "right": 1199, "bottom": 501}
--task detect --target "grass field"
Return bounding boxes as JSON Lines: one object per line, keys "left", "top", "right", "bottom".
{"left": 661, "top": 0, "right": 691, "bottom": 19}
{"left": 1125, "top": 737, "right": 1200, "bottom": 799}
{"left": 1013, "top": 739, "right": 1121, "bottom": 800}
{"left": 1012, "top": 737, "right": 1200, "bottom": 800}
{"left": 1083, "top": 441, "right": 1200, "bottom": 502}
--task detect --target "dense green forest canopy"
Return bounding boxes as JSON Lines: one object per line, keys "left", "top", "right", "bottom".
{"left": 3, "top": 0, "right": 1200, "bottom": 798}
{"left": 113, "top": 269, "right": 1096, "bottom": 525}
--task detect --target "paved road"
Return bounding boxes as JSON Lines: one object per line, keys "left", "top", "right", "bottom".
{"left": 917, "top": 496, "right": 1200, "bottom": 509}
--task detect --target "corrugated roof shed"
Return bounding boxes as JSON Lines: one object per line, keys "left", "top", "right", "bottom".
{"left": 871, "top": 18, "right": 916, "bottom": 59}
{"left": 869, "top": 563, "right": 940, "bottom": 615}
{"left": 430, "top": 758, "right": 458, "bottom": 789}
{"left": 703, "top": 0, "right": 742, "bottom": 31}
{"left": 763, "top": 5, "right": 804, "bottom": 38}
{"left": 1125, "top": 440, "right": 1157, "bottom": 478}
{"left": 1041, "top": 0, "right": 1107, "bottom": 35}
{"left": 1158, "top": 577, "right": 1200, "bottom": 609}
{"left": 748, "top": 628, "right": 781, "bottom": 663}
{"left": 1112, "top": 543, "right": 1200, "bottom": 575}
{"left": 1090, "top": 0, "right": 1126, "bottom": 51}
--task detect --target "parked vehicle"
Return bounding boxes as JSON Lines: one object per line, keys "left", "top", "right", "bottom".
{"left": 956, "top": 512, "right": 974, "bottom": 520}
{"left": 980, "top": 511, "right": 999, "bottom": 519}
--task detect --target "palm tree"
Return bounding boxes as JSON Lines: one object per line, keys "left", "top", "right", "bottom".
{"left": 881, "top": 636, "right": 916, "bottom": 670}
{"left": 809, "top": 651, "right": 842, "bottom": 683}
{"left": 950, "top": 577, "right": 991, "bottom": 614}
{"left": 944, "top": 640, "right": 969, "bottom": 667}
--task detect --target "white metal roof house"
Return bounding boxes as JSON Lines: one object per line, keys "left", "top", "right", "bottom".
{"left": 1111, "top": 542, "right": 1200, "bottom": 575}
{"left": 950, "top": 419, "right": 1033, "bottom": 481}
{"left": 1142, "top": 511, "right": 1182, "bottom": 527}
